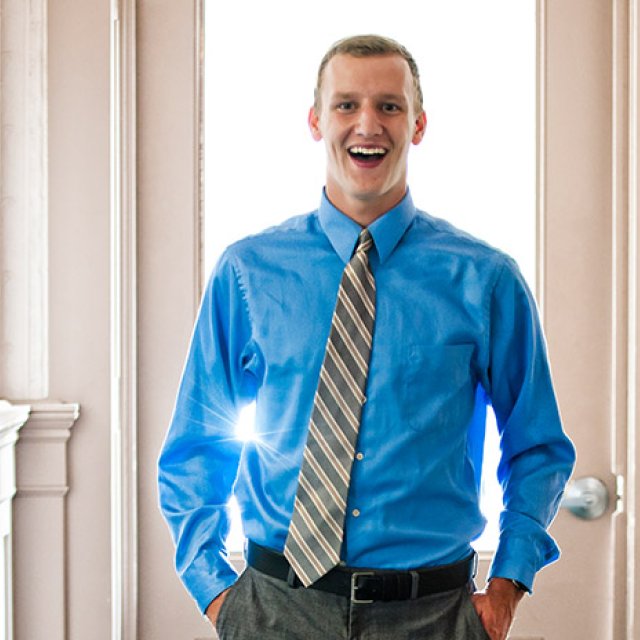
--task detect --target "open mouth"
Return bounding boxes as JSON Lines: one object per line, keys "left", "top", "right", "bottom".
{"left": 348, "top": 146, "right": 388, "bottom": 164}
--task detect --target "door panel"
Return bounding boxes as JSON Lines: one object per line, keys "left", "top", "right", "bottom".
{"left": 494, "top": 2, "right": 618, "bottom": 638}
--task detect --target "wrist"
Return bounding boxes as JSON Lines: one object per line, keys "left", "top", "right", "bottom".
{"left": 486, "top": 577, "right": 527, "bottom": 602}
{"left": 509, "top": 579, "right": 529, "bottom": 593}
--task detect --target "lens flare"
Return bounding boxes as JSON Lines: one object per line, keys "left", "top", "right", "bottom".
{"left": 236, "top": 402, "right": 257, "bottom": 442}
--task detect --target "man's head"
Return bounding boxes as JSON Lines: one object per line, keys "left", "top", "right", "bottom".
{"left": 309, "top": 35, "right": 427, "bottom": 223}
{"left": 314, "top": 35, "right": 424, "bottom": 116}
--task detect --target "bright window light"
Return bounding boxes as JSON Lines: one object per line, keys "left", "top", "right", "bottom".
{"left": 205, "top": 0, "right": 535, "bottom": 554}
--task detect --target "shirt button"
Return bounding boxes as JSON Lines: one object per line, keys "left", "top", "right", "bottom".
{"left": 356, "top": 452, "right": 364, "bottom": 461}
{"left": 352, "top": 508, "right": 361, "bottom": 518}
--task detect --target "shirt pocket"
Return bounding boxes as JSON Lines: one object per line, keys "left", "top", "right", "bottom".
{"left": 401, "top": 344, "right": 476, "bottom": 433}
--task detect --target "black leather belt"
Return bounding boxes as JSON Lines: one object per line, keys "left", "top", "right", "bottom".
{"left": 246, "top": 541, "right": 477, "bottom": 603}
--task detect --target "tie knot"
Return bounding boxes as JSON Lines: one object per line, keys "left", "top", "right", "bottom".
{"left": 356, "top": 229, "right": 373, "bottom": 254}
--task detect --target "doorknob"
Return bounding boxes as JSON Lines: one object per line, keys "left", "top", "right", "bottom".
{"left": 560, "top": 476, "right": 609, "bottom": 520}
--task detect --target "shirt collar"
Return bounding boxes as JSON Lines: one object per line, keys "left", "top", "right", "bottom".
{"left": 317, "top": 189, "right": 417, "bottom": 264}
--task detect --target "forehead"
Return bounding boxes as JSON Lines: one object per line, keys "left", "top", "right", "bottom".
{"left": 321, "top": 53, "right": 414, "bottom": 99}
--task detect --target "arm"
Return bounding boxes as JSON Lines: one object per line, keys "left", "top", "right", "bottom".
{"left": 485, "top": 258, "right": 575, "bottom": 589}
{"left": 158, "top": 251, "right": 259, "bottom": 613}
{"left": 474, "top": 258, "right": 575, "bottom": 637}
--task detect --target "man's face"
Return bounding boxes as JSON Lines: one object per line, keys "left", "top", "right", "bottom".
{"left": 309, "top": 53, "right": 426, "bottom": 220}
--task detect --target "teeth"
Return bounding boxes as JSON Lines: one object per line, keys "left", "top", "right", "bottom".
{"left": 349, "top": 146, "right": 387, "bottom": 156}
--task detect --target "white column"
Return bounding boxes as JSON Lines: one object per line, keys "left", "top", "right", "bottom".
{"left": 0, "top": 401, "right": 30, "bottom": 640}
{"left": 0, "top": 0, "right": 49, "bottom": 399}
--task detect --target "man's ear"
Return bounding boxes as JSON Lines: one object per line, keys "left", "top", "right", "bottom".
{"left": 412, "top": 111, "right": 427, "bottom": 145}
{"left": 308, "top": 106, "right": 323, "bottom": 141}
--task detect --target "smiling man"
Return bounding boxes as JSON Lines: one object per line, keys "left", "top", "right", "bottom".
{"left": 158, "top": 35, "right": 575, "bottom": 640}
{"left": 309, "top": 51, "right": 425, "bottom": 224}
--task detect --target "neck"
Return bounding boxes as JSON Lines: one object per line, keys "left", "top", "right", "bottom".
{"left": 325, "top": 188, "right": 407, "bottom": 227}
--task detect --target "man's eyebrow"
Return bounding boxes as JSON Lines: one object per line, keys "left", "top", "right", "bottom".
{"left": 328, "top": 92, "right": 408, "bottom": 103}
{"left": 377, "top": 93, "right": 408, "bottom": 104}
{"left": 329, "top": 92, "right": 359, "bottom": 101}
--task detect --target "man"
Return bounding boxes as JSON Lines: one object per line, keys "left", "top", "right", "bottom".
{"left": 158, "top": 35, "right": 575, "bottom": 640}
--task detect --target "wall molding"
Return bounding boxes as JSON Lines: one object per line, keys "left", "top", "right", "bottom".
{"left": 626, "top": 1, "right": 640, "bottom": 637}
{"left": 610, "top": 1, "right": 640, "bottom": 639}
{"left": 536, "top": 0, "right": 548, "bottom": 314}
{"left": 15, "top": 403, "right": 79, "bottom": 494}
{"left": 13, "top": 402, "right": 79, "bottom": 640}
{"left": 110, "top": 1, "right": 138, "bottom": 639}
{"left": 0, "top": 0, "right": 49, "bottom": 400}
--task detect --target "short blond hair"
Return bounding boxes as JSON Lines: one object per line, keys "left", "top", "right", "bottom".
{"left": 314, "top": 34, "right": 424, "bottom": 114}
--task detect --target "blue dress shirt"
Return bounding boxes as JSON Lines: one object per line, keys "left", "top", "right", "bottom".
{"left": 158, "top": 189, "right": 576, "bottom": 613}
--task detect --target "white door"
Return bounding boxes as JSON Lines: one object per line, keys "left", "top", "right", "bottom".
{"left": 134, "top": 1, "right": 636, "bottom": 639}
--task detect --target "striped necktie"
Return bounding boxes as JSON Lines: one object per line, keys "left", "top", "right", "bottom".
{"left": 284, "top": 228, "right": 376, "bottom": 587}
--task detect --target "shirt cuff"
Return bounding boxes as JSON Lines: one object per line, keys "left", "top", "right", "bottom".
{"left": 487, "top": 532, "right": 560, "bottom": 594}
{"left": 182, "top": 561, "right": 239, "bottom": 614}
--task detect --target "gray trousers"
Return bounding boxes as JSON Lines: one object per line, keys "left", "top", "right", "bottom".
{"left": 215, "top": 567, "right": 490, "bottom": 640}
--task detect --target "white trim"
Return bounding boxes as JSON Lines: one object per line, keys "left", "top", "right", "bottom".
{"left": 610, "top": 2, "right": 640, "bottom": 637}
{"left": 110, "top": 1, "right": 138, "bottom": 639}
{"left": 536, "top": 0, "right": 547, "bottom": 314}
{"left": 0, "top": 401, "right": 29, "bottom": 640}
{"left": 13, "top": 402, "right": 78, "bottom": 640}
{"left": 627, "top": 2, "right": 640, "bottom": 638}
{"left": 0, "top": 0, "right": 49, "bottom": 399}
{"left": 195, "top": 0, "right": 205, "bottom": 303}
{"left": 611, "top": 2, "right": 632, "bottom": 638}
{"left": 15, "top": 403, "right": 79, "bottom": 496}
{"left": 611, "top": 0, "right": 626, "bottom": 502}
{"left": 0, "top": 402, "right": 30, "bottom": 440}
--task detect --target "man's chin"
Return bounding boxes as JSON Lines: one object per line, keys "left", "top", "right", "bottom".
{"left": 349, "top": 183, "right": 405, "bottom": 207}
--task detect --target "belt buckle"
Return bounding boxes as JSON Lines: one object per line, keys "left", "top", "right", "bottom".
{"left": 350, "top": 571, "right": 375, "bottom": 604}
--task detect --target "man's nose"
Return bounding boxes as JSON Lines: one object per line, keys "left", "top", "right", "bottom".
{"left": 355, "top": 106, "right": 383, "bottom": 137}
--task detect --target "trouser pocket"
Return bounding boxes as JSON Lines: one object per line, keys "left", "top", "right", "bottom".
{"left": 214, "top": 571, "right": 248, "bottom": 638}
{"left": 462, "top": 589, "right": 492, "bottom": 640}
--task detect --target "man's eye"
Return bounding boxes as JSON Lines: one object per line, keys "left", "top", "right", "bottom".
{"left": 336, "top": 102, "right": 355, "bottom": 112}
{"left": 381, "top": 103, "right": 400, "bottom": 113}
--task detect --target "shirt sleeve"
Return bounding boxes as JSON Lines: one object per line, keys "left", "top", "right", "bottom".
{"left": 484, "top": 257, "right": 576, "bottom": 592}
{"left": 158, "top": 250, "right": 259, "bottom": 613}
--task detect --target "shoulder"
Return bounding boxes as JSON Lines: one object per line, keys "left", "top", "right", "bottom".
{"left": 411, "top": 210, "right": 513, "bottom": 270}
{"left": 208, "top": 211, "right": 322, "bottom": 289}
{"left": 224, "top": 211, "right": 319, "bottom": 260}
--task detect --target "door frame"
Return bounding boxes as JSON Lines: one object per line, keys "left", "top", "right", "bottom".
{"left": 615, "top": 1, "right": 640, "bottom": 635}
{"left": 118, "top": 1, "right": 640, "bottom": 638}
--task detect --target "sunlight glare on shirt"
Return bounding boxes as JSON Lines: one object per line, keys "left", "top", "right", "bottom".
{"left": 236, "top": 401, "right": 257, "bottom": 442}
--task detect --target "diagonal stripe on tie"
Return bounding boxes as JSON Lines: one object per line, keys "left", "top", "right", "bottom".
{"left": 293, "top": 499, "right": 341, "bottom": 560}
{"left": 307, "top": 420, "right": 351, "bottom": 485}
{"left": 337, "top": 288, "right": 373, "bottom": 342}
{"left": 332, "top": 314, "right": 369, "bottom": 375}
{"left": 302, "top": 448, "right": 347, "bottom": 511}
{"left": 317, "top": 371, "right": 360, "bottom": 433}
{"left": 324, "top": 341, "right": 366, "bottom": 404}
{"left": 313, "top": 397, "right": 356, "bottom": 458}
{"left": 298, "top": 472, "right": 344, "bottom": 539}
{"left": 284, "top": 228, "right": 376, "bottom": 587}
{"left": 345, "top": 264, "right": 375, "bottom": 317}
